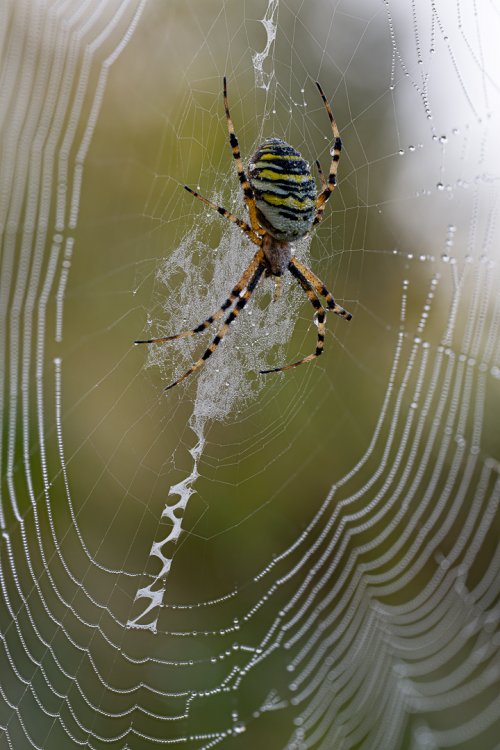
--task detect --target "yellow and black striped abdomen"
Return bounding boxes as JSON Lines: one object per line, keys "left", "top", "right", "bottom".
{"left": 248, "top": 138, "right": 316, "bottom": 242}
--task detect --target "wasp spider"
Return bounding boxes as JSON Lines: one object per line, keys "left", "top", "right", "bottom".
{"left": 136, "top": 77, "right": 352, "bottom": 390}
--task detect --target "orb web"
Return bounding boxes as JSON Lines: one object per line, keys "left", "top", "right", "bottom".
{"left": 1, "top": 1, "right": 499, "bottom": 749}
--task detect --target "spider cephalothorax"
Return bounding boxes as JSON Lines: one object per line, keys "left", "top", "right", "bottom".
{"left": 136, "top": 77, "right": 352, "bottom": 390}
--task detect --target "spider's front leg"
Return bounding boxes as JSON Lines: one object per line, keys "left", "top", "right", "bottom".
{"left": 260, "top": 258, "right": 352, "bottom": 376}
{"left": 135, "top": 250, "right": 265, "bottom": 346}
{"left": 290, "top": 257, "right": 352, "bottom": 321}
{"left": 260, "top": 264, "right": 328, "bottom": 375}
{"left": 164, "top": 260, "right": 265, "bottom": 390}
{"left": 273, "top": 275, "right": 282, "bottom": 302}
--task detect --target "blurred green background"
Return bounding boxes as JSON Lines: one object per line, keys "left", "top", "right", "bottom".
{"left": 1, "top": 1, "right": 499, "bottom": 748}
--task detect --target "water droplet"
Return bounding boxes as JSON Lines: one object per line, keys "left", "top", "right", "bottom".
{"left": 436, "top": 182, "right": 444, "bottom": 190}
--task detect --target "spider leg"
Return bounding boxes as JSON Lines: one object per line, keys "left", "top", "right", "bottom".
{"left": 135, "top": 250, "right": 265, "bottom": 345}
{"left": 260, "top": 264, "right": 327, "bottom": 375}
{"left": 184, "top": 186, "right": 262, "bottom": 246}
{"left": 312, "top": 82, "right": 342, "bottom": 229}
{"left": 165, "top": 260, "right": 265, "bottom": 390}
{"left": 289, "top": 256, "right": 352, "bottom": 321}
{"left": 315, "top": 159, "right": 327, "bottom": 191}
{"left": 223, "top": 76, "right": 264, "bottom": 235}
{"left": 273, "top": 275, "right": 282, "bottom": 303}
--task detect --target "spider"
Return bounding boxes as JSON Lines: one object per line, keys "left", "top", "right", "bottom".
{"left": 135, "top": 77, "right": 352, "bottom": 390}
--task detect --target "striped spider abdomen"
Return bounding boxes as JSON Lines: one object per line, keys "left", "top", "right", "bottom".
{"left": 249, "top": 138, "right": 317, "bottom": 242}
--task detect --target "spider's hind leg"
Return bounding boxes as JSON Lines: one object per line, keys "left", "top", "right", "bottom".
{"left": 312, "top": 82, "right": 342, "bottom": 229}
{"left": 223, "top": 77, "right": 263, "bottom": 235}
{"left": 183, "top": 185, "right": 262, "bottom": 245}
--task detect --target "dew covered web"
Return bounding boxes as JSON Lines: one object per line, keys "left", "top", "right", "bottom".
{"left": 1, "top": 1, "right": 500, "bottom": 749}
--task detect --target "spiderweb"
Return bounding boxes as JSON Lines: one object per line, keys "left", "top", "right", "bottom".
{"left": 1, "top": 1, "right": 499, "bottom": 749}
